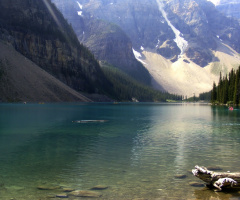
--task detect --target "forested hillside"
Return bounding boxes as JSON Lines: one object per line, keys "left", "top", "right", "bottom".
{"left": 101, "top": 62, "right": 182, "bottom": 102}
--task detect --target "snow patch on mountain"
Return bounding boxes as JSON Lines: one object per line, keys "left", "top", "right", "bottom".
{"left": 207, "top": 0, "right": 221, "bottom": 6}
{"left": 132, "top": 48, "right": 146, "bottom": 64}
{"left": 156, "top": 0, "right": 188, "bottom": 56}
{"left": 76, "top": 1, "right": 83, "bottom": 9}
{"left": 76, "top": 1, "right": 83, "bottom": 16}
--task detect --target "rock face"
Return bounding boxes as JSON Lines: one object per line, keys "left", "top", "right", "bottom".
{"left": 0, "top": 41, "right": 92, "bottom": 102}
{"left": 167, "top": 0, "right": 240, "bottom": 66}
{"left": 52, "top": 0, "right": 240, "bottom": 68}
{"left": 0, "top": 0, "right": 112, "bottom": 98}
{"left": 52, "top": 0, "right": 152, "bottom": 85}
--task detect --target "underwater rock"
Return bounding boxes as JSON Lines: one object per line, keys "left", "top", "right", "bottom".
{"left": 174, "top": 174, "right": 187, "bottom": 179}
{"left": 56, "top": 193, "right": 68, "bottom": 198}
{"left": 6, "top": 186, "right": 25, "bottom": 191}
{"left": 62, "top": 187, "right": 75, "bottom": 192}
{"left": 90, "top": 185, "right": 108, "bottom": 190}
{"left": 37, "top": 185, "right": 61, "bottom": 190}
{"left": 189, "top": 182, "right": 205, "bottom": 187}
{"left": 46, "top": 194, "right": 56, "bottom": 198}
{"left": 69, "top": 190, "right": 102, "bottom": 197}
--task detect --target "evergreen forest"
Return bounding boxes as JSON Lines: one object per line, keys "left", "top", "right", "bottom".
{"left": 211, "top": 66, "right": 240, "bottom": 105}
{"left": 101, "top": 62, "right": 183, "bottom": 102}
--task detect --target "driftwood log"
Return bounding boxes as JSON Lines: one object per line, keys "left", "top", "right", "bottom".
{"left": 192, "top": 165, "right": 240, "bottom": 191}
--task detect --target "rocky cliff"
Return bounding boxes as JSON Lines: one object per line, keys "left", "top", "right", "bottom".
{"left": 52, "top": 0, "right": 152, "bottom": 85}
{"left": 0, "top": 0, "right": 112, "bottom": 97}
{"left": 0, "top": 40, "right": 92, "bottom": 102}
{"left": 71, "top": 0, "right": 240, "bottom": 67}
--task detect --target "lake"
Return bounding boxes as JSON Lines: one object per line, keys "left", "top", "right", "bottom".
{"left": 0, "top": 103, "right": 240, "bottom": 199}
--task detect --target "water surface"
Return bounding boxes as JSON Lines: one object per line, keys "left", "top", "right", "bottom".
{"left": 0, "top": 103, "right": 240, "bottom": 199}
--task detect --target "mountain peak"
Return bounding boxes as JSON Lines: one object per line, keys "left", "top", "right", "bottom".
{"left": 207, "top": 0, "right": 221, "bottom": 6}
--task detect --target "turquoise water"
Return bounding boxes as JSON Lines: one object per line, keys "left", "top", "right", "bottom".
{"left": 0, "top": 103, "right": 240, "bottom": 199}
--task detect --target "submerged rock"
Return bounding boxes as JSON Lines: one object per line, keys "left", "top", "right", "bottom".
{"left": 56, "top": 193, "right": 68, "bottom": 198}
{"left": 90, "top": 185, "right": 108, "bottom": 190}
{"left": 69, "top": 190, "right": 102, "bottom": 197}
{"left": 189, "top": 182, "right": 205, "bottom": 187}
{"left": 46, "top": 194, "right": 56, "bottom": 198}
{"left": 62, "top": 187, "right": 75, "bottom": 192}
{"left": 37, "top": 185, "right": 61, "bottom": 190}
{"left": 6, "top": 186, "right": 25, "bottom": 191}
{"left": 174, "top": 174, "right": 187, "bottom": 179}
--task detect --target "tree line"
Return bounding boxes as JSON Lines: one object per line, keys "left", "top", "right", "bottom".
{"left": 211, "top": 66, "right": 240, "bottom": 105}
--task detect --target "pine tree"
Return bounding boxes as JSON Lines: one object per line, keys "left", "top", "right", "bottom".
{"left": 217, "top": 72, "right": 222, "bottom": 102}
{"left": 228, "top": 69, "right": 235, "bottom": 102}
{"left": 211, "top": 82, "right": 217, "bottom": 102}
{"left": 233, "top": 67, "right": 240, "bottom": 105}
{"left": 222, "top": 76, "right": 228, "bottom": 104}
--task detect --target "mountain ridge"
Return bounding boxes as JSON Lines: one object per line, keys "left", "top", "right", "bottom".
{"left": 52, "top": 0, "right": 240, "bottom": 96}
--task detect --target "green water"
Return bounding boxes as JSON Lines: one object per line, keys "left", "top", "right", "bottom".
{"left": 0, "top": 103, "right": 240, "bottom": 199}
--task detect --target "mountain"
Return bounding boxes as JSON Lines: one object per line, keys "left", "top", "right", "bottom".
{"left": 208, "top": 0, "right": 240, "bottom": 20}
{"left": 52, "top": 0, "right": 240, "bottom": 97}
{"left": 51, "top": 0, "right": 152, "bottom": 85}
{"left": 1, "top": 0, "right": 178, "bottom": 102}
{"left": 0, "top": 0, "right": 115, "bottom": 102}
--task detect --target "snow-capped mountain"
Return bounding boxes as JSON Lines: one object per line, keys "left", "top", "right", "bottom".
{"left": 52, "top": 0, "right": 240, "bottom": 97}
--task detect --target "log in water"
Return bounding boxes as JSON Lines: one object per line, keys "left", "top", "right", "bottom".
{"left": 192, "top": 165, "right": 240, "bottom": 191}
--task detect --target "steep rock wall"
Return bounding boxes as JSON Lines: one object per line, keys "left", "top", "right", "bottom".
{"left": 0, "top": 0, "right": 111, "bottom": 94}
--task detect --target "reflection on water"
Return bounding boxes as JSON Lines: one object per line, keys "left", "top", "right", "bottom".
{"left": 0, "top": 103, "right": 240, "bottom": 199}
